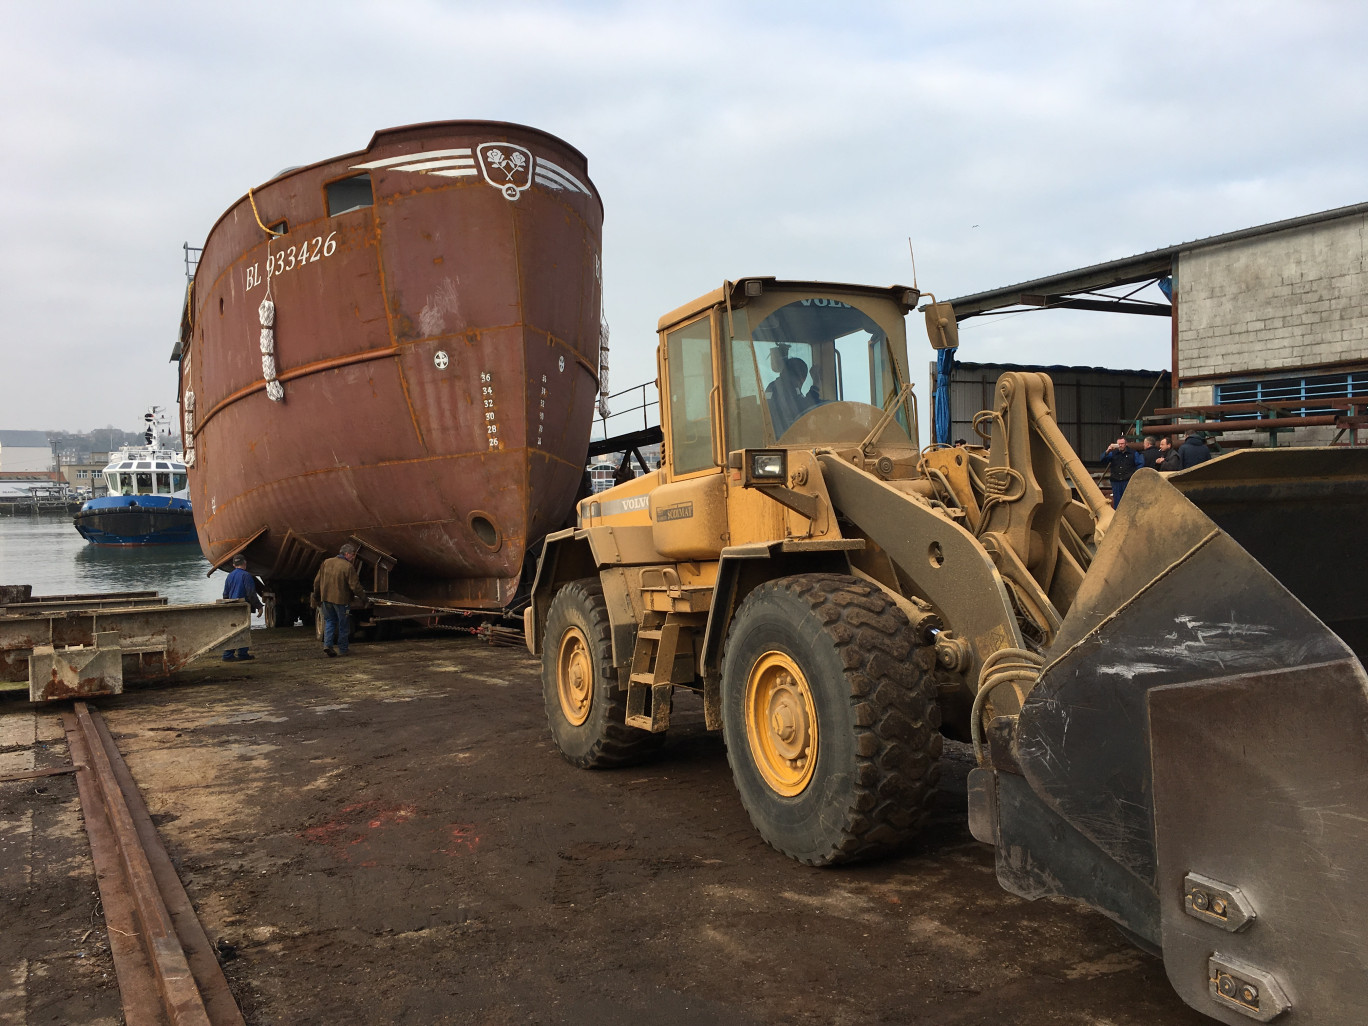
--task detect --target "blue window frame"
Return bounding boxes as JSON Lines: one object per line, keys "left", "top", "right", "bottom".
{"left": 1215, "top": 371, "right": 1368, "bottom": 418}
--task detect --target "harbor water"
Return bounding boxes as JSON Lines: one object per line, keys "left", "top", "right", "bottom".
{"left": 0, "top": 513, "right": 222, "bottom": 604}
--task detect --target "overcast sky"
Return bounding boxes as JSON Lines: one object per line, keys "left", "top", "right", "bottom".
{"left": 2, "top": 0, "right": 1364, "bottom": 436}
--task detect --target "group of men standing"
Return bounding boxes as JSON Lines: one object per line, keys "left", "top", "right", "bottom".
{"left": 1100, "top": 431, "right": 1213, "bottom": 508}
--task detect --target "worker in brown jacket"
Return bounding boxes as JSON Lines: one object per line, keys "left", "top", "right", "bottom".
{"left": 312, "top": 542, "right": 365, "bottom": 657}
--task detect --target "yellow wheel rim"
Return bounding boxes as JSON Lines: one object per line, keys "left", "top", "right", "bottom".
{"left": 556, "top": 626, "right": 593, "bottom": 727}
{"left": 744, "top": 651, "right": 818, "bottom": 797}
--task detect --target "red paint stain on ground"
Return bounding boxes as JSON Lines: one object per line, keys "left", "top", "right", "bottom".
{"left": 298, "top": 801, "right": 424, "bottom": 863}
{"left": 438, "top": 824, "right": 481, "bottom": 856}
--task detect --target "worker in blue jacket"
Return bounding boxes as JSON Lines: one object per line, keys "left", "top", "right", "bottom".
{"left": 221, "top": 554, "right": 263, "bottom": 660}
{"left": 1100, "top": 435, "right": 1144, "bottom": 508}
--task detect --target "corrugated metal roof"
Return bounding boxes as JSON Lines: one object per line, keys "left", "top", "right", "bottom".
{"left": 947, "top": 200, "right": 1368, "bottom": 318}
{"left": 0, "top": 430, "right": 50, "bottom": 447}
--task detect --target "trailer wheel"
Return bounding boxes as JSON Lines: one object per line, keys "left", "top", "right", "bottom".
{"left": 263, "top": 588, "right": 303, "bottom": 628}
{"left": 721, "top": 573, "right": 942, "bottom": 866}
{"left": 542, "top": 579, "right": 664, "bottom": 769}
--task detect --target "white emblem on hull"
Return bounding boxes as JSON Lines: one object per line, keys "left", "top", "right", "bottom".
{"left": 477, "top": 143, "right": 533, "bottom": 200}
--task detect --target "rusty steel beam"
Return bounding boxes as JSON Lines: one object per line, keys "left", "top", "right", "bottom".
{"left": 1, "top": 589, "right": 160, "bottom": 608}
{"left": 64, "top": 708, "right": 167, "bottom": 1024}
{"left": 1141, "top": 414, "right": 1340, "bottom": 435}
{"left": 73, "top": 702, "right": 212, "bottom": 1026}
{"left": 1018, "top": 294, "right": 1172, "bottom": 317}
{"left": 1155, "top": 399, "right": 1363, "bottom": 417}
{"left": 0, "top": 600, "right": 251, "bottom": 698}
{"left": 89, "top": 711, "right": 246, "bottom": 1026}
{"left": 1, "top": 595, "right": 169, "bottom": 615}
{"left": 2, "top": 589, "right": 162, "bottom": 604}
{"left": 64, "top": 703, "right": 244, "bottom": 1026}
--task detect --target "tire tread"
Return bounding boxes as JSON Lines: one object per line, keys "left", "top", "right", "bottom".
{"left": 543, "top": 579, "right": 664, "bottom": 769}
{"left": 726, "top": 573, "right": 942, "bottom": 865}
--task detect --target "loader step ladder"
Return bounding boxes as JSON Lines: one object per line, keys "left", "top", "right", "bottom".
{"left": 626, "top": 617, "right": 701, "bottom": 732}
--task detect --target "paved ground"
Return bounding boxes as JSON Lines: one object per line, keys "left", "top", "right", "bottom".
{"left": 0, "top": 627, "right": 1212, "bottom": 1025}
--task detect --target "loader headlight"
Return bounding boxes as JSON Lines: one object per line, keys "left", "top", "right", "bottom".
{"left": 744, "top": 449, "right": 787, "bottom": 486}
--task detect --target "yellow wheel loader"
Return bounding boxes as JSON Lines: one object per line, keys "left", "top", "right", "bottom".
{"left": 525, "top": 277, "right": 1368, "bottom": 1025}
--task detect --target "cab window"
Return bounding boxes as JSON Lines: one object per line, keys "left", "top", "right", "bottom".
{"left": 725, "top": 313, "right": 770, "bottom": 451}
{"left": 740, "top": 296, "right": 903, "bottom": 441}
{"left": 665, "top": 316, "right": 716, "bottom": 475}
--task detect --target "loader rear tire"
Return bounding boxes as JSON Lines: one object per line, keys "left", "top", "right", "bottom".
{"left": 721, "top": 573, "right": 942, "bottom": 866}
{"left": 542, "top": 579, "right": 664, "bottom": 769}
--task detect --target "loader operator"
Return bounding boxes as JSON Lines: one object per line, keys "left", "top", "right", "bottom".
{"left": 1100, "top": 435, "right": 1143, "bottom": 508}
{"left": 765, "top": 356, "right": 816, "bottom": 437}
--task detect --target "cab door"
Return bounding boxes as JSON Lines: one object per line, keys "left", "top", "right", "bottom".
{"left": 653, "top": 309, "right": 728, "bottom": 560}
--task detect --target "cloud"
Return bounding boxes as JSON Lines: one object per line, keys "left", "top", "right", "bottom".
{"left": 0, "top": 0, "right": 1364, "bottom": 430}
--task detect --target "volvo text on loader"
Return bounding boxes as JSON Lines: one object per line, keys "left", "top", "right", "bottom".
{"left": 525, "top": 277, "right": 1368, "bottom": 1025}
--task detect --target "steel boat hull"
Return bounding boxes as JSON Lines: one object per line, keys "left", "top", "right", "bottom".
{"left": 177, "top": 121, "right": 603, "bottom": 609}
{"left": 73, "top": 496, "right": 197, "bottom": 546}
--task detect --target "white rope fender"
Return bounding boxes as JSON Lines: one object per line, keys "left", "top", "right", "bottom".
{"left": 183, "top": 390, "right": 196, "bottom": 468}
{"left": 597, "top": 317, "right": 610, "bottom": 419}
{"left": 259, "top": 243, "right": 284, "bottom": 402}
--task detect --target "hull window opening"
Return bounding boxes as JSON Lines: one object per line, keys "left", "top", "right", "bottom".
{"left": 327, "top": 173, "right": 374, "bottom": 216}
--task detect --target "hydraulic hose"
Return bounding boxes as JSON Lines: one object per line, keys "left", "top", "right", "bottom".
{"left": 971, "top": 647, "right": 1046, "bottom": 767}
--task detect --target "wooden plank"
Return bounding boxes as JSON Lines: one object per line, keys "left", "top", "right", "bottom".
{"left": 0, "top": 764, "right": 77, "bottom": 783}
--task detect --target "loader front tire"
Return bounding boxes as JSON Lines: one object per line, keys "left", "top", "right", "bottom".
{"left": 721, "top": 573, "right": 942, "bottom": 866}
{"left": 542, "top": 579, "right": 664, "bottom": 769}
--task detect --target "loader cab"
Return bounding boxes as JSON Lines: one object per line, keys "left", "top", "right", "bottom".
{"left": 658, "top": 279, "right": 920, "bottom": 481}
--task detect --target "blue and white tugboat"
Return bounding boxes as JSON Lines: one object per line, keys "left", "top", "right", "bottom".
{"left": 73, "top": 407, "right": 197, "bottom": 546}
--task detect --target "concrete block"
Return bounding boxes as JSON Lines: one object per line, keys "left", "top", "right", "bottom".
{"left": 1178, "top": 385, "right": 1215, "bottom": 407}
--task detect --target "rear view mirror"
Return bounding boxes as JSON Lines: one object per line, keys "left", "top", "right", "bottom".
{"left": 924, "top": 301, "right": 959, "bottom": 350}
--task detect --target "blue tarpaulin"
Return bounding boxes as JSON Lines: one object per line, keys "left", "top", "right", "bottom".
{"left": 934, "top": 346, "right": 956, "bottom": 445}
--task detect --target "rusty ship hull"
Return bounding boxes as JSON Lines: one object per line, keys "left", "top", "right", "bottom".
{"left": 176, "top": 121, "right": 603, "bottom": 615}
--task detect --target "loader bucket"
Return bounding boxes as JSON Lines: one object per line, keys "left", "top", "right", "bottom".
{"left": 979, "top": 456, "right": 1368, "bottom": 1025}
{"left": 1164, "top": 446, "right": 1368, "bottom": 661}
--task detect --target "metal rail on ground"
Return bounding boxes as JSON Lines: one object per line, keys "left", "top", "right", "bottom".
{"left": 63, "top": 702, "right": 244, "bottom": 1026}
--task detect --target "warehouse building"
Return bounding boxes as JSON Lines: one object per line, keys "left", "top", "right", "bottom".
{"left": 935, "top": 361, "right": 1170, "bottom": 461}
{"left": 0, "top": 430, "right": 52, "bottom": 472}
{"left": 943, "top": 201, "right": 1368, "bottom": 447}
